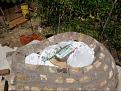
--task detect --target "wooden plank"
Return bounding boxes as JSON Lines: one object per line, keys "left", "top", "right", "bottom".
{"left": 0, "top": 80, "right": 5, "bottom": 91}
{"left": 3, "top": 5, "right": 22, "bottom": 22}
{"left": 8, "top": 16, "right": 28, "bottom": 29}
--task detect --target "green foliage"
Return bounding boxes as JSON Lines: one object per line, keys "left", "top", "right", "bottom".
{"left": 1, "top": 0, "right": 19, "bottom": 3}
{"left": 37, "top": 0, "right": 121, "bottom": 50}
{"left": 105, "top": 22, "right": 121, "bottom": 50}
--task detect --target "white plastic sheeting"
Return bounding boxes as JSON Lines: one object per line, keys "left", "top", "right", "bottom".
{"left": 0, "top": 44, "right": 17, "bottom": 70}
{"left": 25, "top": 53, "right": 55, "bottom": 66}
{"left": 67, "top": 42, "right": 94, "bottom": 67}
{"left": 25, "top": 41, "right": 94, "bottom": 68}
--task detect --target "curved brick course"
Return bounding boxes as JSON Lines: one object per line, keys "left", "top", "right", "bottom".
{"left": 7, "top": 32, "right": 118, "bottom": 90}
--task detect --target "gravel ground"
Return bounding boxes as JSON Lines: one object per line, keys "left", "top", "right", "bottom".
{"left": 0, "top": 23, "right": 33, "bottom": 48}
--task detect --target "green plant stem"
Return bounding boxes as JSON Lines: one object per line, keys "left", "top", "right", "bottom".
{"left": 101, "top": 0, "right": 117, "bottom": 36}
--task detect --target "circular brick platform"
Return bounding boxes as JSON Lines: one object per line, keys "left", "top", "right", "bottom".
{"left": 7, "top": 32, "right": 118, "bottom": 90}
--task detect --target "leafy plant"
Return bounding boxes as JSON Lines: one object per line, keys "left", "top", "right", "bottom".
{"left": 37, "top": 0, "right": 121, "bottom": 51}
{"left": 1, "top": 0, "right": 19, "bottom": 3}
